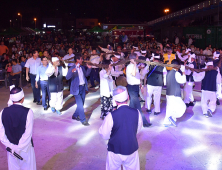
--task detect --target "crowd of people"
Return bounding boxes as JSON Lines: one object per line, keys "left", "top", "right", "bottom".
{"left": 0, "top": 31, "right": 222, "bottom": 170}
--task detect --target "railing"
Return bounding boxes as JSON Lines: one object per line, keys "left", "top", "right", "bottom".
{"left": 147, "top": 0, "right": 222, "bottom": 26}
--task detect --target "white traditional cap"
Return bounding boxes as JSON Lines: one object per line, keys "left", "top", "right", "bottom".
{"left": 141, "top": 50, "right": 146, "bottom": 54}
{"left": 206, "top": 61, "right": 213, "bottom": 66}
{"left": 133, "top": 46, "right": 139, "bottom": 50}
{"left": 52, "top": 57, "right": 59, "bottom": 62}
{"left": 114, "top": 54, "right": 121, "bottom": 59}
{"left": 7, "top": 85, "right": 24, "bottom": 106}
{"left": 188, "top": 53, "right": 195, "bottom": 63}
{"left": 113, "top": 88, "right": 128, "bottom": 102}
{"left": 152, "top": 53, "right": 160, "bottom": 59}
{"left": 185, "top": 48, "right": 191, "bottom": 53}
{"left": 213, "top": 51, "right": 220, "bottom": 59}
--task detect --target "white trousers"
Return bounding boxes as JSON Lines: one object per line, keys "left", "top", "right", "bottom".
{"left": 183, "top": 82, "right": 194, "bottom": 104}
{"left": 106, "top": 150, "right": 140, "bottom": 170}
{"left": 163, "top": 95, "right": 186, "bottom": 124}
{"left": 7, "top": 146, "right": 36, "bottom": 170}
{"left": 146, "top": 85, "right": 162, "bottom": 112}
{"left": 216, "top": 83, "right": 222, "bottom": 99}
{"left": 50, "top": 91, "right": 63, "bottom": 111}
{"left": 201, "top": 90, "right": 216, "bottom": 114}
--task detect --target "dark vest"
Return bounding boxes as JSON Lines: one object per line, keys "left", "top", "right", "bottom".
{"left": 108, "top": 105, "right": 139, "bottom": 155}
{"left": 166, "top": 69, "right": 181, "bottom": 97}
{"left": 201, "top": 70, "right": 218, "bottom": 92}
{"left": 48, "top": 66, "right": 63, "bottom": 93}
{"left": 2, "top": 104, "right": 29, "bottom": 145}
{"left": 186, "top": 61, "right": 197, "bottom": 82}
{"left": 147, "top": 65, "right": 164, "bottom": 86}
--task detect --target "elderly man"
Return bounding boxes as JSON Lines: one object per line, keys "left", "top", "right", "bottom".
{"left": 164, "top": 59, "right": 186, "bottom": 127}
{"left": 8, "top": 59, "right": 22, "bottom": 87}
{"left": 126, "top": 53, "right": 151, "bottom": 127}
{"left": 46, "top": 57, "right": 67, "bottom": 115}
{"left": 0, "top": 86, "right": 36, "bottom": 170}
{"left": 99, "top": 86, "right": 142, "bottom": 170}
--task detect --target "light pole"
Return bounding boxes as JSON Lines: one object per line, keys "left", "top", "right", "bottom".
{"left": 34, "top": 18, "right": 37, "bottom": 29}
{"left": 18, "top": 13, "right": 22, "bottom": 27}
{"left": 10, "top": 20, "right": 12, "bottom": 27}
{"left": 164, "top": 9, "right": 169, "bottom": 15}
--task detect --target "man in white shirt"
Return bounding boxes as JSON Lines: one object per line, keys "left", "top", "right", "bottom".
{"left": 203, "top": 47, "right": 213, "bottom": 56}
{"left": 89, "top": 48, "right": 100, "bottom": 88}
{"left": 0, "top": 86, "right": 36, "bottom": 170}
{"left": 126, "top": 53, "right": 151, "bottom": 127}
{"left": 25, "top": 50, "right": 41, "bottom": 104}
{"left": 99, "top": 86, "right": 142, "bottom": 170}
{"left": 164, "top": 59, "right": 187, "bottom": 127}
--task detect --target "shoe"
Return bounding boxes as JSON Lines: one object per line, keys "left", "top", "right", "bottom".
{"left": 44, "top": 107, "right": 48, "bottom": 111}
{"left": 168, "top": 116, "right": 176, "bottom": 126}
{"left": 89, "top": 85, "right": 96, "bottom": 88}
{"left": 36, "top": 101, "right": 42, "bottom": 105}
{"left": 51, "top": 107, "right": 56, "bottom": 113}
{"left": 82, "top": 121, "right": 90, "bottom": 126}
{"left": 146, "top": 109, "right": 152, "bottom": 114}
{"left": 185, "top": 103, "right": 190, "bottom": 108}
{"left": 33, "top": 100, "right": 37, "bottom": 103}
{"left": 204, "top": 113, "right": 209, "bottom": 118}
{"left": 72, "top": 116, "right": 80, "bottom": 121}
{"left": 216, "top": 98, "right": 220, "bottom": 105}
{"left": 189, "top": 102, "right": 194, "bottom": 106}
{"left": 140, "top": 100, "right": 145, "bottom": 102}
{"left": 154, "top": 112, "right": 161, "bottom": 115}
{"left": 56, "top": 110, "right": 62, "bottom": 115}
{"left": 143, "top": 122, "right": 152, "bottom": 127}
{"left": 207, "top": 109, "right": 213, "bottom": 117}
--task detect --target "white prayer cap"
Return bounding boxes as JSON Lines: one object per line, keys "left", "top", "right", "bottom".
{"left": 185, "top": 48, "right": 191, "bottom": 53}
{"left": 113, "top": 86, "right": 128, "bottom": 102}
{"left": 190, "top": 53, "right": 196, "bottom": 59}
{"left": 141, "top": 50, "right": 146, "bottom": 54}
{"left": 152, "top": 53, "right": 160, "bottom": 59}
{"left": 114, "top": 54, "right": 121, "bottom": 59}
{"left": 7, "top": 85, "right": 24, "bottom": 106}
{"left": 206, "top": 61, "right": 213, "bottom": 66}
{"left": 133, "top": 46, "right": 139, "bottom": 50}
{"left": 213, "top": 51, "right": 220, "bottom": 59}
{"left": 52, "top": 57, "right": 59, "bottom": 62}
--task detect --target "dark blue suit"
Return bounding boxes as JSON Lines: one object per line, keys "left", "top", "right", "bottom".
{"left": 66, "top": 64, "right": 91, "bottom": 122}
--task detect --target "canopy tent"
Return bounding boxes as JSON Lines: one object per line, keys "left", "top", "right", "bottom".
{"left": 88, "top": 26, "right": 104, "bottom": 33}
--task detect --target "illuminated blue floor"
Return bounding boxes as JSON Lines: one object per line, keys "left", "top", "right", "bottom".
{"left": 0, "top": 82, "right": 221, "bottom": 170}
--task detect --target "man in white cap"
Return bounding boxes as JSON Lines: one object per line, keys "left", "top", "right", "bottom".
{"left": 110, "top": 54, "right": 124, "bottom": 87}
{"left": 163, "top": 59, "right": 187, "bottom": 127}
{"left": 0, "top": 85, "right": 36, "bottom": 170}
{"left": 45, "top": 57, "right": 67, "bottom": 115}
{"left": 146, "top": 53, "right": 167, "bottom": 115}
{"left": 194, "top": 60, "right": 220, "bottom": 117}
{"left": 98, "top": 44, "right": 114, "bottom": 60}
{"left": 126, "top": 53, "right": 151, "bottom": 127}
{"left": 176, "top": 48, "right": 191, "bottom": 64}
{"left": 99, "top": 86, "right": 142, "bottom": 170}
{"left": 184, "top": 53, "right": 197, "bottom": 107}
{"left": 213, "top": 51, "right": 222, "bottom": 105}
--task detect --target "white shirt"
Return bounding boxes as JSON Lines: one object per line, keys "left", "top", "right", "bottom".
{"left": 203, "top": 50, "right": 212, "bottom": 56}
{"left": 76, "top": 64, "right": 85, "bottom": 85}
{"left": 25, "top": 57, "right": 41, "bottom": 75}
{"left": 126, "top": 63, "right": 141, "bottom": 85}
{"left": 100, "top": 69, "right": 113, "bottom": 97}
{"left": 174, "top": 69, "right": 186, "bottom": 84}
{"left": 111, "top": 61, "right": 124, "bottom": 77}
{"left": 98, "top": 104, "right": 143, "bottom": 140}
{"left": 176, "top": 51, "right": 188, "bottom": 62}
{"left": 0, "top": 103, "right": 34, "bottom": 153}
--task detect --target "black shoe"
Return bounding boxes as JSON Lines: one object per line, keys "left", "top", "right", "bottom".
{"left": 89, "top": 85, "right": 96, "bottom": 88}
{"left": 33, "top": 100, "right": 37, "bottom": 103}
{"left": 36, "top": 101, "right": 42, "bottom": 105}
{"left": 44, "top": 107, "right": 48, "bottom": 111}
{"left": 82, "top": 121, "right": 90, "bottom": 126}
{"left": 72, "top": 116, "right": 80, "bottom": 121}
{"left": 143, "top": 122, "right": 152, "bottom": 127}
{"left": 146, "top": 109, "right": 152, "bottom": 114}
{"left": 185, "top": 103, "right": 190, "bottom": 108}
{"left": 140, "top": 100, "right": 145, "bottom": 102}
{"left": 216, "top": 98, "right": 220, "bottom": 105}
{"left": 189, "top": 102, "right": 194, "bottom": 106}
{"left": 154, "top": 112, "right": 161, "bottom": 115}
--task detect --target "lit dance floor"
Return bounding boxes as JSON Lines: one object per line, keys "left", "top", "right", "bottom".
{"left": 0, "top": 83, "right": 222, "bottom": 170}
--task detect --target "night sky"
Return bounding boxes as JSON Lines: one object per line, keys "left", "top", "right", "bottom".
{"left": 0, "top": 0, "right": 204, "bottom": 28}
